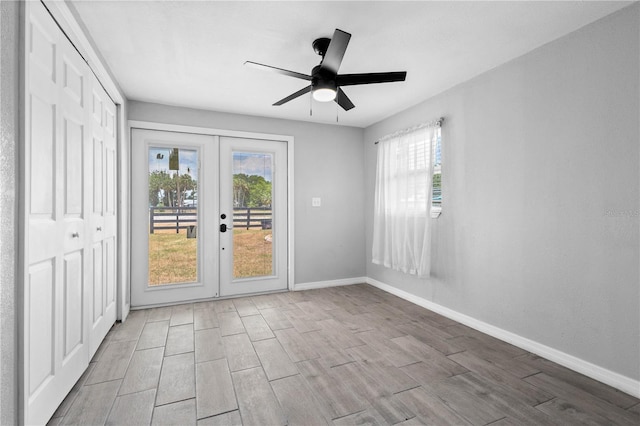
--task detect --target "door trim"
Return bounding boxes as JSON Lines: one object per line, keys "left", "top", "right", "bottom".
{"left": 128, "top": 120, "right": 295, "bottom": 296}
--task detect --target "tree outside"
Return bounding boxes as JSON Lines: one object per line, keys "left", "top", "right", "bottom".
{"left": 149, "top": 170, "right": 197, "bottom": 207}
{"left": 233, "top": 173, "right": 272, "bottom": 208}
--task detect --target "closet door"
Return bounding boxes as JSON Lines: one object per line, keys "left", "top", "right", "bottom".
{"left": 89, "top": 82, "right": 118, "bottom": 357}
{"left": 23, "top": 2, "right": 91, "bottom": 424}
{"left": 22, "top": 2, "right": 118, "bottom": 423}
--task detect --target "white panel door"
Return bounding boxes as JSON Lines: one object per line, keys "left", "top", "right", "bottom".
{"left": 89, "top": 81, "right": 118, "bottom": 357}
{"left": 23, "top": 2, "right": 91, "bottom": 424}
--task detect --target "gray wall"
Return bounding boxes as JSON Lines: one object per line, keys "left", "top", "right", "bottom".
{"left": 364, "top": 5, "right": 639, "bottom": 380}
{"left": 0, "top": 1, "right": 19, "bottom": 424}
{"left": 128, "top": 102, "right": 366, "bottom": 285}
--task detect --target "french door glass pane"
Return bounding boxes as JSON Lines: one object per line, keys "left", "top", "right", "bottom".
{"left": 148, "top": 147, "right": 199, "bottom": 286}
{"left": 232, "top": 152, "right": 274, "bottom": 279}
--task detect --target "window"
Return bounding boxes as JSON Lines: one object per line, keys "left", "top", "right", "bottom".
{"left": 372, "top": 120, "right": 442, "bottom": 277}
{"left": 431, "top": 127, "right": 442, "bottom": 217}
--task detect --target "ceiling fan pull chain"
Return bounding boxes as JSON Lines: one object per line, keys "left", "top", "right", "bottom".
{"left": 310, "top": 90, "right": 313, "bottom": 116}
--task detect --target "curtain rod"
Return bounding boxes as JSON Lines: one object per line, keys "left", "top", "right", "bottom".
{"left": 374, "top": 117, "right": 444, "bottom": 144}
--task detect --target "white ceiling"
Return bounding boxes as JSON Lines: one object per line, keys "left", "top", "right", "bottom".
{"left": 70, "top": 0, "right": 632, "bottom": 128}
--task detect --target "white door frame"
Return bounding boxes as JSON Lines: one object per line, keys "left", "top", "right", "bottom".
{"left": 128, "top": 120, "right": 295, "bottom": 301}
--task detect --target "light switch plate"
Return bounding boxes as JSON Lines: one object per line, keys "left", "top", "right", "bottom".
{"left": 312, "top": 197, "right": 321, "bottom": 207}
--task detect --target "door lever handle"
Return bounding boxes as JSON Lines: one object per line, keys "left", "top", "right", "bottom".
{"left": 220, "top": 224, "right": 233, "bottom": 233}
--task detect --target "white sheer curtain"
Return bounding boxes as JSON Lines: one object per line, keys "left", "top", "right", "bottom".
{"left": 372, "top": 123, "right": 439, "bottom": 277}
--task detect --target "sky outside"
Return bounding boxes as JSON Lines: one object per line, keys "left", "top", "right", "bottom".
{"left": 149, "top": 147, "right": 198, "bottom": 179}
{"left": 232, "top": 152, "right": 273, "bottom": 182}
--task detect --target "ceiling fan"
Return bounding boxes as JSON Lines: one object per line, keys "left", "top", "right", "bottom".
{"left": 245, "top": 28, "right": 407, "bottom": 111}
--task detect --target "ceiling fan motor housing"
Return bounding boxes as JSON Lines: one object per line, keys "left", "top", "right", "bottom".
{"left": 311, "top": 64, "right": 337, "bottom": 92}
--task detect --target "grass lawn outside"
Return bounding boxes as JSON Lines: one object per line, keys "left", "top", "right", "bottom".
{"left": 233, "top": 229, "right": 273, "bottom": 278}
{"left": 148, "top": 228, "right": 272, "bottom": 285}
{"left": 148, "top": 230, "right": 197, "bottom": 286}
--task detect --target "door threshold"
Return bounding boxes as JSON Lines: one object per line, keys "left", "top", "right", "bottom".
{"left": 129, "top": 288, "right": 290, "bottom": 310}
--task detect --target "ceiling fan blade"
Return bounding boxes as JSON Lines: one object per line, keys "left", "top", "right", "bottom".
{"left": 245, "top": 61, "right": 312, "bottom": 81}
{"left": 320, "top": 29, "right": 351, "bottom": 74}
{"left": 335, "top": 88, "right": 355, "bottom": 111}
{"left": 337, "top": 71, "right": 407, "bottom": 86}
{"left": 273, "top": 86, "right": 312, "bottom": 106}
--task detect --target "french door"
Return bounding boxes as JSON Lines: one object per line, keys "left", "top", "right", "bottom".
{"left": 131, "top": 129, "right": 288, "bottom": 306}
{"left": 219, "top": 137, "right": 288, "bottom": 296}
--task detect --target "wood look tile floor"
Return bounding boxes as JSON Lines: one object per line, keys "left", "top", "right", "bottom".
{"left": 48, "top": 284, "right": 640, "bottom": 426}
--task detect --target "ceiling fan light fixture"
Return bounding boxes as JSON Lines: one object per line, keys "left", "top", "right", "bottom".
{"left": 313, "top": 87, "right": 337, "bottom": 102}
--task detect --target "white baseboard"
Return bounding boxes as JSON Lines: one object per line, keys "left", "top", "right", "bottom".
{"left": 366, "top": 277, "right": 640, "bottom": 398}
{"left": 293, "top": 277, "right": 367, "bottom": 291}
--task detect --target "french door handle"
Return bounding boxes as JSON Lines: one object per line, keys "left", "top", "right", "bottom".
{"left": 220, "top": 224, "right": 232, "bottom": 233}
